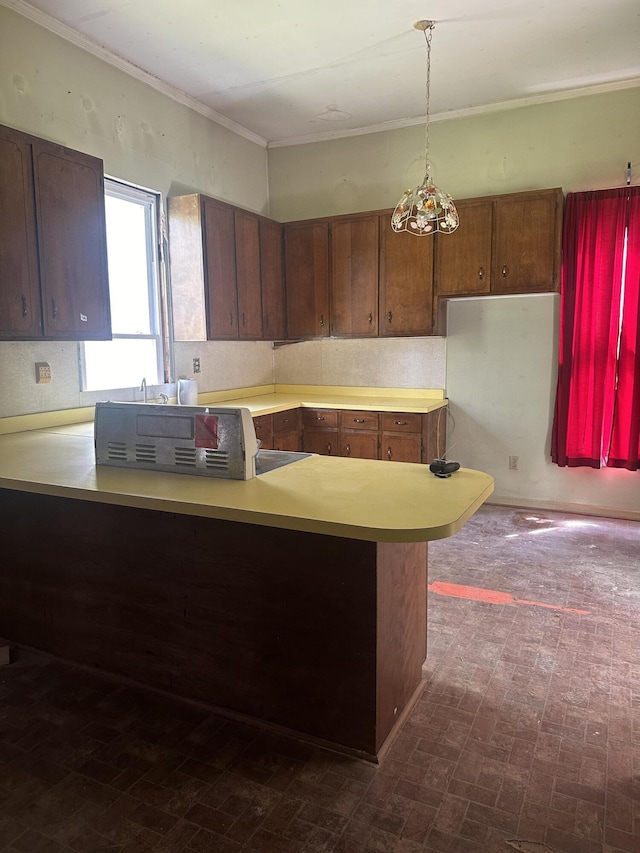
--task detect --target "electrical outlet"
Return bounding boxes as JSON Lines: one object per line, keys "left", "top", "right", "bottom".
{"left": 192, "top": 357, "right": 201, "bottom": 374}
{"left": 35, "top": 361, "right": 52, "bottom": 384}
{"left": 508, "top": 455, "right": 519, "bottom": 470}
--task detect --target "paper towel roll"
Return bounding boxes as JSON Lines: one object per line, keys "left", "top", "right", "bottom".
{"left": 177, "top": 378, "right": 198, "bottom": 406}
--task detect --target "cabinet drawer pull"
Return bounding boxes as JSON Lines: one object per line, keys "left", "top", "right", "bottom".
{"left": 353, "top": 418, "right": 365, "bottom": 423}
{"left": 21, "top": 295, "right": 28, "bottom": 317}
{"left": 51, "top": 298, "right": 57, "bottom": 318}
{"left": 387, "top": 311, "right": 393, "bottom": 323}
{"left": 316, "top": 415, "right": 325, "bottom": 421}
{"left": 394, "top": 420, "right": 408, "bottom": 426}
{"left": 502, "top": 265, "right": 508, "bottom": 277}
{"left": 478, "top": 267, "right": 484, "bottom": 280}
{"left": 387, "top": 446, "right": 392, "bottom": 460}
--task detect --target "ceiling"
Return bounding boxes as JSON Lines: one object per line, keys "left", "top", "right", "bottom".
{"left": 5, "top": 0, "right": 640, "bottom": 147}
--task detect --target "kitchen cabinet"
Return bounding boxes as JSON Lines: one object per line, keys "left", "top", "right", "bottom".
{"left": 302, "top": 408, "right": 339, "bottom": 456}
{"left": 381, "top": 412, "right": 423, "bottom": 463}
{"left": 0, "top": 123, "right": 111, "bottom": 341}
{"left": 259, "top": 218, "right": 286, "bottom": 340}
{"left": 273, "top": 408, "right": 302, "bottom": 451}
{"left": 339, "top": 410, "right": 380, "bottom": 460}
{"left": 435, "top": 188, "right": 563, "bottom": 300}
{"left": 284, "top": 221, "right": 329, "bottom": 338}
{"left": 169, "top": 194, "right": 287, "bottom": 341}
{"left": 330, "top": 215, "right": 378, "bottom": 337}
{"left": 378, "top": 216, "right": 435, "bottom": 336}
{"left": 234, "top": 209, "right": 263, "bottom": 339}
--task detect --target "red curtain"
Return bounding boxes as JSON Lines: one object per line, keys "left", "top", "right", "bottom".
{"left": 552, "top": 187, "right": 640, "bottom": 468}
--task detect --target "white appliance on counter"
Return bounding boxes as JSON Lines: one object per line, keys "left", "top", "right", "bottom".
{"left": 94, "top": 402, "right": 259, "bottom": 480}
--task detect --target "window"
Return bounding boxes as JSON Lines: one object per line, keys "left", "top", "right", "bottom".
{"left": 80, "top": 179, "right": 168, "bottom": 392}
{"left": 551, "top": 186, "right": 640, "bottom": 470}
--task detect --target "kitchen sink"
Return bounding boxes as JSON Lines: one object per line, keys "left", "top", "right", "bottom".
{"left": 255, "top": 449, "right": 312, "bottom": 475}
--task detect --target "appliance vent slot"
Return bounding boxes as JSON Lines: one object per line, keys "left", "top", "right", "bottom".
{"left": 135, "top": 443, "right": 157, "bottom": 464}
{"left": 175, "top": 447, "right": 197, "bottom": 467}
{"left": 205, "top": 449, "right": 230, "bottom": 469}
{"left": 107, "top": 441, "right": 127, "bottom": 460}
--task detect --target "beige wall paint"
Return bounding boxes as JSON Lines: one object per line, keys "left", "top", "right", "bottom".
{"left": 268, "top": 87, "right": 640, "bottom": 221}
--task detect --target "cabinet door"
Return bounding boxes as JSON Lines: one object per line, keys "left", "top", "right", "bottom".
{"left": 341, "top": 431, "right": 379, "bottom": 460}
{"left": 260, "top": 218, "right": 286, "bottom": 340}
{"left": 0, "top": 126, "right": 41, "bottom": 339}
{"left": 234, "top": 210, "right": 262, "bottom": 340}
{"left": 202, "top": 197, "right": 238, "bottom": 339}
{"left": 492, "top": 189, "right": 562, "bottom": 294}
{"left": 330, "top": 216, "right": 378, "bottom": 337}
{"left": 32, "top": 141, "right": 111, "bottom": 340}
{"left": 273, "top": 430, "right": 301, "bottom": 452}
{"left": 304, "top": 428, "right": 339, "bottom": 456}
{"left": 379, "top": 217, "right": 434, "bottom": 336}
{"left": 381, "top": 433, "right": 422, "bottom": 463}
{"left": 284, "top": 222, "right": 329, "bottom": 338}
{"left": 435, "top": 199, "right": 492, "bottom": 296}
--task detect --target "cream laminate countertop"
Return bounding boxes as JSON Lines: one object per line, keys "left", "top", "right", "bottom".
{"left": 0, "top": 424, "right": 493, "bottom": 544}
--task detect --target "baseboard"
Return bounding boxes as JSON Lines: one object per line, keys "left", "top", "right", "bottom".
{"left": 487, "top": 494, "right": 640, "bottom": 524}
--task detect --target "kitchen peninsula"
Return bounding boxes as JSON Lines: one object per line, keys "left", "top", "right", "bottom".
{"left": 0, "top": 407, "right": 493, "bottom": 762}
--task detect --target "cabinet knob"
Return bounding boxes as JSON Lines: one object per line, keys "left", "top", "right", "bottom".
{"left": 51, "top": 298, "right": 57, "bottom": 319}
{"left": 387, "top": 446, "right": 392, "bottom": 460}
{"left": 21, "top": 295, "right": 28, "bottom": 317}
{"left": 368, "top": 312, "right": 373, "bottom": 324}
{"left": 345, "top": 443, "right": 351, "bottom": 456}
{"left": 478, "top": 267, "right": 484, "bottom": 280}
{"left": 387, "top": 311, "right": 393, "bottom": 323}
{"left": 327, "top": 442, "right": 332, "bottom": 453}
{"left": 230, "top": 311, "right": 234, "bottom": 325}
{"left": 242, "top": 312, "right": 246, "bottom": 326}
{"left": 502, "top": 265, "right": 508, "bottom": 277}
{"left": 319, "top": 314, "right": 325, "bottom": 326}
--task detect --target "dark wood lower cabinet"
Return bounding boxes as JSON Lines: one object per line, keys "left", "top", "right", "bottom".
{"left": 341, "top": 430, "right": 379, "bottom": 459}
{"left": 0, "top": 488, "right": 427, "bottom": 761}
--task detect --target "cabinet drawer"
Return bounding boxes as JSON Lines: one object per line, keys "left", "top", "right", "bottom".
{"left": 380, "top": 412, "right": 422, "bottom": 433}
{"left": 338, "top": 410, "right": 379, "bottom": 431}
{"left": 273, "top": 408, "right": 300, "bottom": 433}
{"left": 302, "top": 408, "right": 338, "bottom": 428}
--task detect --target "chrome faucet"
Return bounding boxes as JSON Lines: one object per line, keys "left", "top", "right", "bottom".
{"left": 140, "top": 377, "right": 147, "bottom": 403}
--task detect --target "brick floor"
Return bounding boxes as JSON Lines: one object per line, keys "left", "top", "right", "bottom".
{"left": 1, "top": 505, "right": 640, "bottom": 852}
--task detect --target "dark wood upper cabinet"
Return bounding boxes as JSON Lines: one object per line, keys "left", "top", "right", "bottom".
{"left": 491, "top": 188, "right": 562, "bottom": 294}
{"left": 379, "top": 217, "right": 434, "bottom": 336}
{"left": 434, "top": 198, "right": 493, "bottom": 297}
{"left": 284, "top": 221, "right": 329, "bottom": 338}
{"left": 0, "top": 124, "right": 111, "bottom": 341}
{"left": 0, "top": 125, "right": 41, "bottom": 339}
{"left": 330, "top": 215, "right": 378, "bottom": 337}
{"left": 234, "top": 209, "right": 262, "bottom": 340}
{"left": 259, "top": 218, "right": 286, "bottom": 340}
{"left": 202, "top": 197, "right": 238, "bottom": 339}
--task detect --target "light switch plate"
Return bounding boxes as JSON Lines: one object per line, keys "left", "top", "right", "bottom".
{"left": 35, "top": 361, "right": 52, "bottom": 384}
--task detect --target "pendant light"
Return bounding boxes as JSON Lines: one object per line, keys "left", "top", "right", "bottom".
{"left": 391, "top": 21, "right": 459, "bottom": 236}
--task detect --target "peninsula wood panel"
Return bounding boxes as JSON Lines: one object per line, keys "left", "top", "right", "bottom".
{"left": 0, "top": 488, "right": 427, "bottom": 759}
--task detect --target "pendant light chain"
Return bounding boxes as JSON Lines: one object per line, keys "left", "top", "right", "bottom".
{"left": 390, "top": 20, "right": 459, "bottom": 236}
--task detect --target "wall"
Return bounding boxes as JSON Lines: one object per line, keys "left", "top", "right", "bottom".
{"left": 445, "top": 296, "right": 640, "bottom": 520}
{"left": 0, "top": 6, "right": 273, "bottom": 417}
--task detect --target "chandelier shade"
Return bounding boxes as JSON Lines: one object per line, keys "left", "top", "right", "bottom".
{"left": 391, "top": 21, "right": 459, "bottom": 236}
